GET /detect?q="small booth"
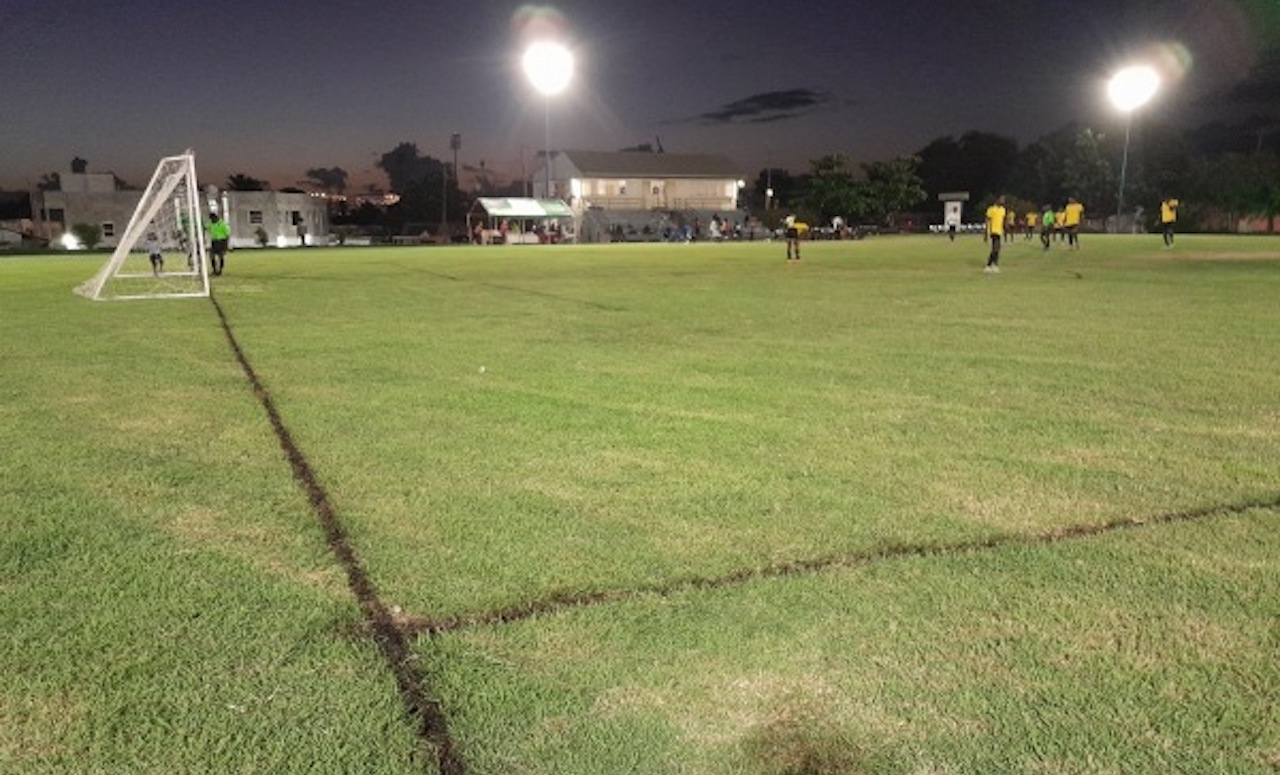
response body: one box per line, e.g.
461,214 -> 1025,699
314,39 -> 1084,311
937,191 -> 970,237
467,197 -> 576,244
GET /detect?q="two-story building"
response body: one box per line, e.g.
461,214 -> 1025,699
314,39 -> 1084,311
534,150 -> 741,211
530,150 -> 743,242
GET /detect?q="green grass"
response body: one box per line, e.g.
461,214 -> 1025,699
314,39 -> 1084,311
1,235 -> 1277,774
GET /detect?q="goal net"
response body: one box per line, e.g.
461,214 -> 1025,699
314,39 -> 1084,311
75,151 -> 210,301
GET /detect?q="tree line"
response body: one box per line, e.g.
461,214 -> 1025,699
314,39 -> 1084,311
752,117 -> 1280,233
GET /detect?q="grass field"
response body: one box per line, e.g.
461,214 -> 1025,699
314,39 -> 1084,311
2,234 -> 1277,774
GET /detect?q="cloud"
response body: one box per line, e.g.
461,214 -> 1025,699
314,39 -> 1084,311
682,88 -> 834,125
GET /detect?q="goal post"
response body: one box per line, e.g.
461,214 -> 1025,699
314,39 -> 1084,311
75,151 -> 210,301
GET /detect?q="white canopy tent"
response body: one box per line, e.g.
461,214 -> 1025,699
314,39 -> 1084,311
467,197 -> 575,244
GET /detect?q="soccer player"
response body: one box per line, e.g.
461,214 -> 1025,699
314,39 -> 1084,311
783,214 -> 801,262
1039,206 -> 1054,252
1024,210 -> 1037,240
1063,197 -> 1084,250
1160,197 -> 1180,247
207,212 -> 231,276
984,196 -> 1006,273
145,232 -> 163,276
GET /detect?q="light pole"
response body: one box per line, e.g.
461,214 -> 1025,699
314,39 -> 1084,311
1108,65 -> 1160,230
522,41 -> 573,199
446,132 -> 460,232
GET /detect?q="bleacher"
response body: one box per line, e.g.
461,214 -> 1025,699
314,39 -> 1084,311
577,208 -> 757,244
580,209 -> 669,243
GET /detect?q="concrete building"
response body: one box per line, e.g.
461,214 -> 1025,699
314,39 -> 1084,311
32,161 -> 329,248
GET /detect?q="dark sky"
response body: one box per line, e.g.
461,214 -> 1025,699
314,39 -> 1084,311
1,0 -> 1276,192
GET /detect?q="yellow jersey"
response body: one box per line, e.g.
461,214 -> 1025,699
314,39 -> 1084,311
1063,202 -> 1084,227
1160,199 -> 1179,223
986,204 -> 1006,237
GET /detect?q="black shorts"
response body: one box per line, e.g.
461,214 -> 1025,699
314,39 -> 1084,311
785,227 -> 799,240
211,238 -> 229,256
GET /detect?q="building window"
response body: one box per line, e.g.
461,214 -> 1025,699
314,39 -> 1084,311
48,208 -> 65,223
249,210 -> 263,224
101,222 -> 115,238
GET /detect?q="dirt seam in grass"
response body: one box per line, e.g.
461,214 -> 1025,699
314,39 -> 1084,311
212,294 -> 465,775
413,495 -> 1280,636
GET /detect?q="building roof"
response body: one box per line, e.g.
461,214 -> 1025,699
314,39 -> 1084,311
560,150 -> 740,179
472,197 -> 574,218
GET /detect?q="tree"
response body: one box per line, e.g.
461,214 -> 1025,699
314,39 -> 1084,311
226,173 -> 269,191
1062,127 -> 1113,211
747,167 -> 799,214
798,155 -> 865,224
305,166 -> 348,193
377,143 -> 437,194
1010,124 -> 1111,210
916,131 -> 1018,203
375,142 -> 468,232
70,222 -> 101,249
1188,151 -> 1280,232
860,156 -> 926,227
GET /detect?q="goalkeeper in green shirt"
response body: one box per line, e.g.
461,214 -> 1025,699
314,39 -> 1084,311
206,212 -> 231,276
1039,206 -> 1054,252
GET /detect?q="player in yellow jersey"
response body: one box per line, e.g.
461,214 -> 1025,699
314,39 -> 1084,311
1024,211 -> 1037,240
1063,197 -> 1084,250
984,196 -> 1007,273
1160,197 -> 1179,248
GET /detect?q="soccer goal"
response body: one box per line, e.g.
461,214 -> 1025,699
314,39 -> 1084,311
75,151 -> 210,301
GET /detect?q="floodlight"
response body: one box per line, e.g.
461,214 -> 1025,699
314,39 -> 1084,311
1108,65 -> 1160,112
523,41 -> 574,198
522,41 -> 573,96
1108,65 -> 1161,228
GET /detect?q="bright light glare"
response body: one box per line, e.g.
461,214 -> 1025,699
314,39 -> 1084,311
522,41 -> 574,95
1108,65 -> 1160,112
61,233 -> 82,250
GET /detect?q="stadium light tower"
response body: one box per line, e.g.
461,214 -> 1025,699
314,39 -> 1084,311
522,41 -> 573,198
1108,65 -> 1160,228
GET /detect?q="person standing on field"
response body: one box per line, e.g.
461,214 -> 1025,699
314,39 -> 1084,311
206,212 -> 230,276
1063,197 -> 1084,250
783,214 -> 802,263
984,196 -> 1007,273
1040,206 -> 1054,252
145,232 -> 163,276
1160,197 -> 1180,247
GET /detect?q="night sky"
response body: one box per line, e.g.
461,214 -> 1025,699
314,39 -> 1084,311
1,0 -> 1276,192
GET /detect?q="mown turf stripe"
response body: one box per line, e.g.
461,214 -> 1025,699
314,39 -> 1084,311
412,495 -> 1280,636
212,294 -> 464,775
